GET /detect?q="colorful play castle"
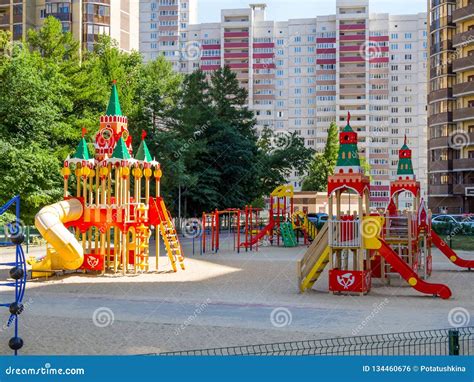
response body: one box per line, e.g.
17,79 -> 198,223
298,113 -> 473,299
30,82 -> 185,277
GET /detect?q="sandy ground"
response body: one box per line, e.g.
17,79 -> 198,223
0,236 -> 473,355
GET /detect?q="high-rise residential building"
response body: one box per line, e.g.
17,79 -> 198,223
428,0 -> 474,214
0,0 -> 139,52
139,0 -> 197,68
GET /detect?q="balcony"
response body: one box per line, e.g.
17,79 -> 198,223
253,43 -> 274,49
428,88 -> 453,103
223,42 -> 248,49
340,56 -> 365,63
339,23 -> 366,31
453,29 -> 474,47
453,107 -> 474,121
428,185 -> 452,196
224,32 -> 249,38
223,52 -> 248,59
0,14 -> 9,25
428,160 -> 451,172
453,55 -> 474,72
46,12 -> 72,22
454,158 -> 474,171
0,0 -> 10,6
428,136 -> 450,149
453,81 -> 474,97
453,3 -> 474,23
453,183 -> 474,195
340,34 -> 365,41
339,45 -> 363,52
428,111 -> 453,126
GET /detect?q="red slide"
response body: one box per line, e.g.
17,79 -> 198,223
378,239 -> 452,299
241,221 -> 275,248
431,231 -> 474,269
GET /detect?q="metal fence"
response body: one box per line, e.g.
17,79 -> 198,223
159,327 -> 474,356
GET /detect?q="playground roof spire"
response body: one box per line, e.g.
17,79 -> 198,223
111,137 -> 131,160
106,80 -> 122,116
335,113 -> 361,173
397,136 -> 414,179
72,137 -> 90,160
135,131 -> 153,162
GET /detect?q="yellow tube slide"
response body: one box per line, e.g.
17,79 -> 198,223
35,198 -> 84,270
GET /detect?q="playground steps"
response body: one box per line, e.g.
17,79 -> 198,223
157,199 -> 185,272
297,223 -> 329,293
280,222 -> 297,247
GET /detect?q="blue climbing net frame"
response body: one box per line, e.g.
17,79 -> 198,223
0,195 -> 27,355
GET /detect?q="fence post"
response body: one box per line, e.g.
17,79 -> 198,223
448,329 -> 460,356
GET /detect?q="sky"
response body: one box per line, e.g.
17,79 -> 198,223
197,0 -> 427,23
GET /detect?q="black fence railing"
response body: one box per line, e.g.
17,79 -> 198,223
159,327 -> 474,356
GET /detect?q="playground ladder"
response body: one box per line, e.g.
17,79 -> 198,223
297,223 -> 330,292
156,199 -> 185,272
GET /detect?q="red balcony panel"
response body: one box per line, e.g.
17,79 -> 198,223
340,45 -> 364,52
253,63 -> 275,69
316,38 -> 336,43
202,44 -> 220,50
340,56 -> 365,63
369,36 -> 389,42
201,56 -> 221,60
316,48 -> 336,54
340,35 -> 365,41
253,53 -> 274,59
224,52 -> 249,59
370,185 -> 389,191
224,42 -> 249,48
369,57 -> 389,63
253,43 -> 274,48
228,63 -> 249,69
200,65 -> 220,71
317,59 -> 337,65
340,24 -> 366,30
224,31 -> 249,38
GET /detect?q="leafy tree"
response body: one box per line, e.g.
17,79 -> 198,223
257,126 -> 313,195
302,121 -> 339,191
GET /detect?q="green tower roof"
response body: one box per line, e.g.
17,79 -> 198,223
135,139 -> 152,162
342,123 -> 354,133
111,137 -> 131,160
72,138 -> 90,160
106,82 -> 122,116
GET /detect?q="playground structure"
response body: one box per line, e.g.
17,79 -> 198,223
298,113 -> 473,298
0,196 -> 27,354
29,82 -> 185,278
200,185 -> 318,254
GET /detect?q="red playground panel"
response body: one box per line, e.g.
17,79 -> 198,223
329,270 -> 371,294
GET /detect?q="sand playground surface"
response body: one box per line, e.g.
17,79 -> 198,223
0,238 -> 473,355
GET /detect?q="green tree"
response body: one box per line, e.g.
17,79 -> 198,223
302,121 -> 339,191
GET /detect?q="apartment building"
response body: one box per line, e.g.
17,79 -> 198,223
140,0 -> 197,67
428,0 -> 474,214
0,0 -> 139,52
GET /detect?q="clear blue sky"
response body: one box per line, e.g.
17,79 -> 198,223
197,0 -> 427,23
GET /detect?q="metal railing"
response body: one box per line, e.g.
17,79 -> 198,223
328,219 -> 360,248
158,327 -> 474,356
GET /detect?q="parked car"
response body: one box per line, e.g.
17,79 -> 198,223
431,214 -> 474,234
307,213 -> 328,230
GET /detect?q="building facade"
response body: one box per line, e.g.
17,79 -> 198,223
140,0 -> 428,208
0,0 -> 139,52
428,0 -> 474,214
